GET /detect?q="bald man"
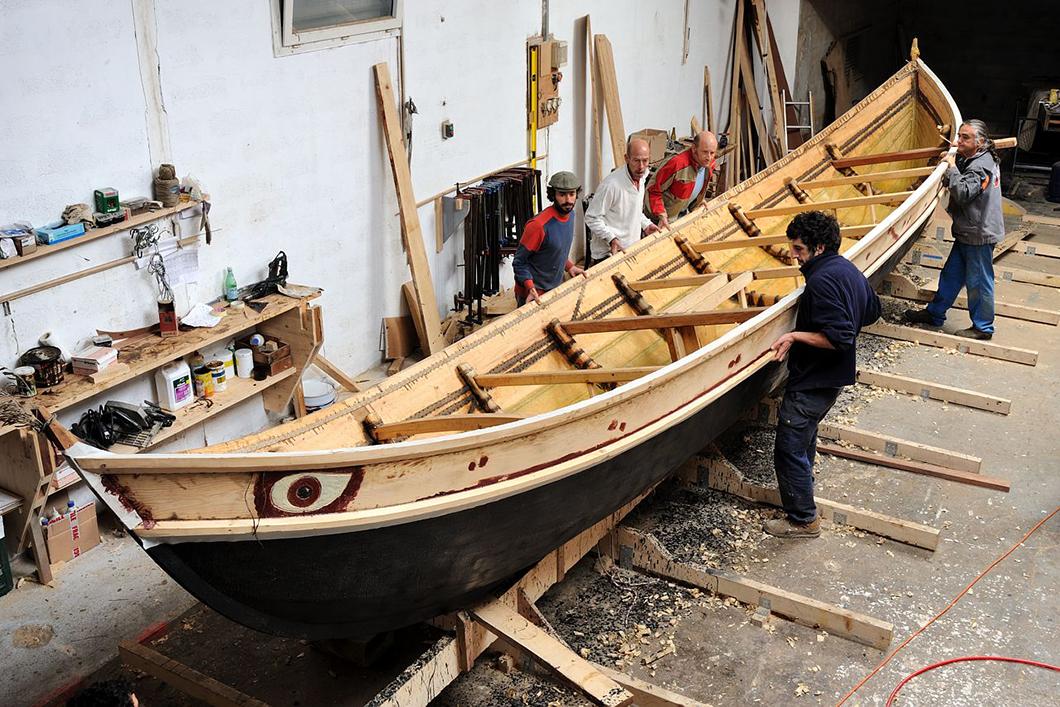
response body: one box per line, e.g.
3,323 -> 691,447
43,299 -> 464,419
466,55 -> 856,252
585,137 -> 661,265
645,130 -> 719,229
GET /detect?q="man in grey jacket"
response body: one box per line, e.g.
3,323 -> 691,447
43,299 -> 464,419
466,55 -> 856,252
904,119 -> 1004,339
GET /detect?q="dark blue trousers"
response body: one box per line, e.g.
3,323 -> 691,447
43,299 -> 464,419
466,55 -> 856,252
773,387 -> 841,524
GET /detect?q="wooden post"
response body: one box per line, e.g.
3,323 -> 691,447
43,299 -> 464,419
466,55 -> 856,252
373,63 -> 445,355
586,16 -> 603,190
703,66 -> 714,133
594,35 -> 626,170
726,0 -> 745,189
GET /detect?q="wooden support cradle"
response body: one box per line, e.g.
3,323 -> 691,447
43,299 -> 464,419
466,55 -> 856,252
457,363 -> 501,413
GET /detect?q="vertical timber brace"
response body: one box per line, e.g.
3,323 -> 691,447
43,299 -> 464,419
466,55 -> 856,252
457,363 -> 501,413
674,234 -> 716,274
546,319 -> 602,370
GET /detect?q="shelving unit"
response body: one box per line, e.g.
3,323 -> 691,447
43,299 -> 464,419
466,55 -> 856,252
0,289 -> 324,584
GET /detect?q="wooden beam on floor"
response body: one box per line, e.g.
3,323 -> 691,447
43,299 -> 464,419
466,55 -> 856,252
817,422 -> 981,473
594,663 -> 707,707
816,443 -> 1010,492
469,600 -> 634,706
119,640 -> 268,707
374,63 -> 445,355
608,526 -> 893,650
878,273 -> 1059,325
994,264 -> 1060,289
830,146 -> 943,169
856,369 -> 1011,414
992,229 -> 1031,260
695,452 -> 939,550
800,166 -> 936,189
1010,240 -> 1060,259
1022,214 -> 1060,227
475,367 -> 661,387
559,308 -> 766,334
368,413 -> 525,441
745,191 -> 913,219
863,321 -> 1038,366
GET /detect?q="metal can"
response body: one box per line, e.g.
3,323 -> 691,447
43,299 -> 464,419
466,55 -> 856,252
194,365 -> 215,398
207,360 -> 226,393
13,365 -> 37,397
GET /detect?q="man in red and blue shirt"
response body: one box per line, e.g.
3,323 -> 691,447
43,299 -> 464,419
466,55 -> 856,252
644,130 -> 718,230
513,171 -> 585,305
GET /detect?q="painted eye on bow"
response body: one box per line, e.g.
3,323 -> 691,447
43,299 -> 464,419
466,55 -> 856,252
255,468 -> 365,517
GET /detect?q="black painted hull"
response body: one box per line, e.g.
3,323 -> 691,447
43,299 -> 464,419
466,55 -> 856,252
147,361 -> 785,639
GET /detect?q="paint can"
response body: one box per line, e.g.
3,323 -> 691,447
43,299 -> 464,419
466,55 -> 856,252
207,360 -> 226,393
193,366 -> 214,398
234,348 -> 254,379
13,366 -> 36,397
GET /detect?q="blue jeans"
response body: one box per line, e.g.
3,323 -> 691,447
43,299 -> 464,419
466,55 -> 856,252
926,242 -> 995,333
773,387 -> 840,524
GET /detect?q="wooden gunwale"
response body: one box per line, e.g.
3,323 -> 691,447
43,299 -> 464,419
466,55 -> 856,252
70,60 -> 958,485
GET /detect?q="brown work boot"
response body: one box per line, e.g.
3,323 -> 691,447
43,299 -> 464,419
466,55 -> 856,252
763,516 -> 821,539
954,326 -> 992,340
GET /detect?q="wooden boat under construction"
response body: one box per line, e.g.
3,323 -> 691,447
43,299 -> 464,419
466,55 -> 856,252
55,58 -> 959,639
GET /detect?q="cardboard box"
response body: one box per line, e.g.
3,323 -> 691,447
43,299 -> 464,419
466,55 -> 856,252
44,502 -> 100,564
632,128 -> 669,163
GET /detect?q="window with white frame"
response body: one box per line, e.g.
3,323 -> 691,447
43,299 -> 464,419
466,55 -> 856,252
271,0 -> 402,55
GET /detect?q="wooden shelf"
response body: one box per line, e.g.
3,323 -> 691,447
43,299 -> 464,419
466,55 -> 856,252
110,367 -> 297,453
0,489 -> 21,515
0,200 -> 201,272
33,291 -> 310,414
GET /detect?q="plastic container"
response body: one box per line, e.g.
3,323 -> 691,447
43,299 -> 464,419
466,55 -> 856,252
193,366 -> 214,398
235,348 -> 254,378
155,359 -> 193,412
208,360 -> 226,393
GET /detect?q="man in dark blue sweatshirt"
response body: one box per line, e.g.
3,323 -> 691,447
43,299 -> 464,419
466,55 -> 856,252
512,171 -> 585,305
765,211 -> 881,538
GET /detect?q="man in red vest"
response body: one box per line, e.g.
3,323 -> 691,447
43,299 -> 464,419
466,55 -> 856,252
644,131 -> 718,230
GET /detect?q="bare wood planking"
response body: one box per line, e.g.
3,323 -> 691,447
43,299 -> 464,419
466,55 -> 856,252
629,273 -> 727,291
374,63 -> 445,354
594,35 -> 626,169
745,191 -> 913,219
1010,241 -> 1060,259
856,369 -> 1011,414
119,641 -> 268,707
692,234 -> 792,252
816,443 -> 1010,492
992,229 -> 1031,260
476,367 -> 661,387
611,527 -> 893,649
698,452 -> 939,550
817,422 -> 982,473
469,600 -> 634,706
831,146 -> 945,168
879,273 -> 1059,325
1022,214 -> 1060,227
560,308 -> 767,334
593,663 -> 708,707
370,414 -> 526,441
747,266 -> 802,279
863,321 -> 1038,365
801,166 -> 935,189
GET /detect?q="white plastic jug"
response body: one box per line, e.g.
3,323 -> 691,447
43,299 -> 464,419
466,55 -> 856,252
155,359 -> 193,412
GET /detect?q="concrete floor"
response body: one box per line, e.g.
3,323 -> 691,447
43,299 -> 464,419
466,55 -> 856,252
2,198 -> 1058,706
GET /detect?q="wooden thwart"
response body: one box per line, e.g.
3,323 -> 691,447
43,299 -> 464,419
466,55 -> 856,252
470,600 -> 634,706
745,191 -> 912,219
559,308 -> 766,334
863,321 -> 1038,366
119,640 -> 268,707
800,166 -> 935,189
816,443 -> 1010,492
475,367 -> 660,387
692,235 -> 791,252
856,368 -> 1011,414
696,452 -> 939,550
368,413 -> 525,441
830,146 -> 944,169
608,526 -> 893,650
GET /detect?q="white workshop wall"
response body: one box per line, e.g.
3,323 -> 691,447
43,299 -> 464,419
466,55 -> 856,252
0,0 -> 799,447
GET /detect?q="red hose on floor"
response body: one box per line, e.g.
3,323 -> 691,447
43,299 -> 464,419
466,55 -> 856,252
836,506 -> 1059,705
886,655 -> 1060,706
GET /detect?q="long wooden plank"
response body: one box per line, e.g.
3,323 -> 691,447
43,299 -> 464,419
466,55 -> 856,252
560,308 -> 766,334
856,369 -> 1011,414
994,264 -> 1060,289
748,265 -> 802,279
816,443 -> 1010,492
745,191 -> 913,219
665,272 -> 752,313
736,16 -> 777,164
692,234 -> 791,252
1022,214 -> 1060,227
879,273 -> 1060,325
119,640 -> 268,707
612,527 -> 893,650
313,353 -> 362,392
586,16 -> 603,190
863,321 -> 1038,365
470,600 -> 634,706
594,663 -> 707,707
699,453 -> 939,550
476,367 -> 660,387
594,35 -> 626,169
630,273 -> 727,291
725,0 -> 745,190
1010,241 -> 1060,259
374,63 -> 445,355
831,146 -> 944,169
750,0 -> 784,161
371,413 -> 525,441
801,166 -> 935,189
817,422 -> 982,473
992,229 -> 1031,260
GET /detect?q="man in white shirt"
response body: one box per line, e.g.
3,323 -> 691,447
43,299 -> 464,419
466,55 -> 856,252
585,137 -> 661,265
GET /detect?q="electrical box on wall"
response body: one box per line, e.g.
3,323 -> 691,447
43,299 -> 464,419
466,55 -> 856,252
528,36 -> 567,130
